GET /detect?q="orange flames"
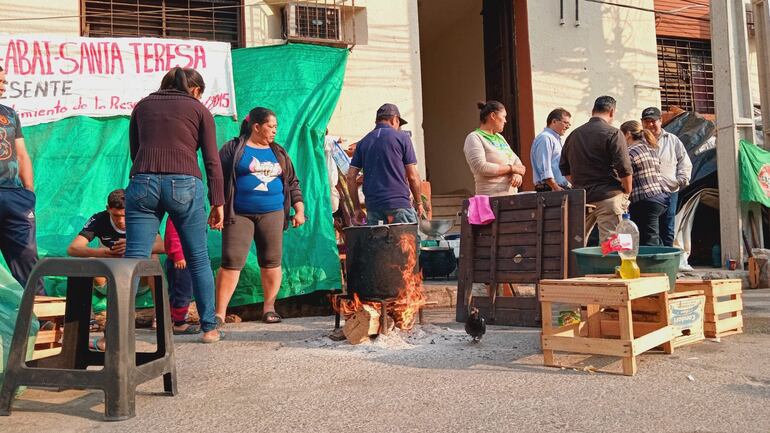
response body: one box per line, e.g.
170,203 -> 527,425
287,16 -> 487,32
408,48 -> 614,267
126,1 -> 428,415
391,233 -> 426,330
334,232 -> 426,331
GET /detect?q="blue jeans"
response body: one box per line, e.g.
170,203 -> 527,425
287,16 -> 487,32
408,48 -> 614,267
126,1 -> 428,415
366,207 -> 418,225
659,191 -> 678,247
124,174 -> 217,332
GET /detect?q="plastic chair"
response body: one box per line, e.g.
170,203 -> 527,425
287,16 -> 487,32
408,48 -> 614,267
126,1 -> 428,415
0,258 -> 177,421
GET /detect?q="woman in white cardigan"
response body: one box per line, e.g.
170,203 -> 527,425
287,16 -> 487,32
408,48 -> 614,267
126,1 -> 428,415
463,101 -> 527,196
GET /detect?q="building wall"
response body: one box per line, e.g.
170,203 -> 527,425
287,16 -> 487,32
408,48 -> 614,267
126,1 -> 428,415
0,1 -> 79,35
0,1 -> 427,176
654,0 -> 763,108
245,0 -> 426,176
655,0 -> 710,39
526,0 -> 661,138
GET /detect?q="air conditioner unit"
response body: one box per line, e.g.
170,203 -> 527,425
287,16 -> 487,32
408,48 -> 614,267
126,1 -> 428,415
283,2 -> 342,43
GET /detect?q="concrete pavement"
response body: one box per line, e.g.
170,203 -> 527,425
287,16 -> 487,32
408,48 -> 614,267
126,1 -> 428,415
3,290 -> 770,433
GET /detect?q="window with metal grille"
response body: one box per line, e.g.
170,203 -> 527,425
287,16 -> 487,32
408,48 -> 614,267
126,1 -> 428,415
81,0 -> 243,48
657,37 -> 714,114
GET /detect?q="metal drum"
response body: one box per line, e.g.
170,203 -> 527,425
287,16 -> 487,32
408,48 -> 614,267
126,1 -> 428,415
343,223 -> 419,299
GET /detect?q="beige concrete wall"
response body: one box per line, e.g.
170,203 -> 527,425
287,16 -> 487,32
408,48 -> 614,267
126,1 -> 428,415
245,0 -> 426,176
328,0 -> 425,176
418,0 -> 483,195
0,1 -> 79,35
527,0 -> 661,136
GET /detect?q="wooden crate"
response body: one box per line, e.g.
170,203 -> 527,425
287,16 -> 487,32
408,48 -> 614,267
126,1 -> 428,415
667,291 -> 706,348
539,275 -> 674,376
675,279 -> 743,338
32,296 -> 66,360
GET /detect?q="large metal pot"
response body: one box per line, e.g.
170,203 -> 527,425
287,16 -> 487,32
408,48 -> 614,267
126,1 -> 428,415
343,223 -> 419,299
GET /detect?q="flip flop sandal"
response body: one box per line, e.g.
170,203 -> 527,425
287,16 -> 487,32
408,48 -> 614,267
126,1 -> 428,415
262,311 -> 282,324
173,324 -> 201,335
89,337 -> 105,352
201,329 -> 225,344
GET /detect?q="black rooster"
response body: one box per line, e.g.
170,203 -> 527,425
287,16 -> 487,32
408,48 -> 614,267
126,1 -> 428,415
465,307 -> 486,343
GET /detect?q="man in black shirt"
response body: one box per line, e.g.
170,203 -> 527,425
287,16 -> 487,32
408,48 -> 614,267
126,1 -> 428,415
68,189 -> 164,258
67,189 -> 163,350
560,96 -> 633,243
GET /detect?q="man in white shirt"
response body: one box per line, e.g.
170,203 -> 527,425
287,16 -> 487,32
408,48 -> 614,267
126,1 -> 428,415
641,107 -> 692,247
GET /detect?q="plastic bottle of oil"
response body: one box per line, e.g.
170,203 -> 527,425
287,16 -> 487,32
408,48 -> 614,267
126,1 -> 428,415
616,213 -> 640,279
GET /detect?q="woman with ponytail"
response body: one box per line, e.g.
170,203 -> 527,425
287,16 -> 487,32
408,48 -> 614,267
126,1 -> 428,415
215,107 -> 304,324
125,67 -> 225,343
463,101 -> 526,196
620,120 -> 669,246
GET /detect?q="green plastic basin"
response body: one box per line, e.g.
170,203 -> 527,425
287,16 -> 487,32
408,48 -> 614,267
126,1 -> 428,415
572,246 -> 683,291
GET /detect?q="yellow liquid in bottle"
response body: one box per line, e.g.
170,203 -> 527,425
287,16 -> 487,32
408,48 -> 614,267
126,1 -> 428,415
619,258 -> 640,279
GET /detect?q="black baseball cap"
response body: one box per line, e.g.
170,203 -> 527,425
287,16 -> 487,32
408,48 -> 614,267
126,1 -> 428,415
641,107 -> 662,120
376,103 -> 408,125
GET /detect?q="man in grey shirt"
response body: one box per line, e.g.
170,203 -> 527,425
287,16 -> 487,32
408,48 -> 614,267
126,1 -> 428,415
641,107 -> 692,247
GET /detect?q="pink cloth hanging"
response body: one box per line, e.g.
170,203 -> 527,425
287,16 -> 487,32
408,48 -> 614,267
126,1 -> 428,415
468,195 -> 495,225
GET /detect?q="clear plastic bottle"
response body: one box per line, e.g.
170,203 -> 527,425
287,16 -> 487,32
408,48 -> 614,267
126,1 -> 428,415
615,213 -> 640,279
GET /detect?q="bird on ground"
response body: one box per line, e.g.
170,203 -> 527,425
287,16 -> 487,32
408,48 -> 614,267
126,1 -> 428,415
465,307 -> 486,343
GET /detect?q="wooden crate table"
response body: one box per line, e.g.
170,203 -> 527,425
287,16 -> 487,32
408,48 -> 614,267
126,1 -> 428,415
539,275 -> 674,376
675,279 -> 743,338
32,296 -> 66,360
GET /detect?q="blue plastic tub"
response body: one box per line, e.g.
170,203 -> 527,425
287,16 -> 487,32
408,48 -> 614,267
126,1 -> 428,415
572,246 -> 683,291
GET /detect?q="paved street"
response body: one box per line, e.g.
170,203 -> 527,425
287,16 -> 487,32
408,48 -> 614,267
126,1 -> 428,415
3,290 -> 770,433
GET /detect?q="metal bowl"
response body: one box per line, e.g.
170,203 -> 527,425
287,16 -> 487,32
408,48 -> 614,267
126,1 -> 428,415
419,218 -> 455,238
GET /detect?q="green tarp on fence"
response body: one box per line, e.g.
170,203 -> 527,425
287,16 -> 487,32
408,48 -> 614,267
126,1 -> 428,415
1,42 -> 345,332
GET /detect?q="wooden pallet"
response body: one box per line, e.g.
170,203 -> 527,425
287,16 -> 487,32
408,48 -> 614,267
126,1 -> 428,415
32,296 -> 66,360
539,275 -> 674,376
675,279 -> 743,338
456,190 -> 586,327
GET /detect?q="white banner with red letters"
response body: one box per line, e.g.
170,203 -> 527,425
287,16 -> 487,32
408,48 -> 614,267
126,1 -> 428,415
0,35 -> 236,126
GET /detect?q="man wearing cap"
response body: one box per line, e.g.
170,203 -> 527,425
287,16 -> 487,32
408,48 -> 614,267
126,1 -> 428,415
641,107 -> 692,247
346,103 -> 424,225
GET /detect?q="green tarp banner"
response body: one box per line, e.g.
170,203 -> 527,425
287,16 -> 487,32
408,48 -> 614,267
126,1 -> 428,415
739,139 -> 770,207
0,43 -> 346,309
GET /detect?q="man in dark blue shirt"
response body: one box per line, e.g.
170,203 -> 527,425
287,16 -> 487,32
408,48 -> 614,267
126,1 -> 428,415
347,104 -> 424,225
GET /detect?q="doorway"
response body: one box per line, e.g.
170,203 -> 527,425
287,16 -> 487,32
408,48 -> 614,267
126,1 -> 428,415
417,0 -> 529,195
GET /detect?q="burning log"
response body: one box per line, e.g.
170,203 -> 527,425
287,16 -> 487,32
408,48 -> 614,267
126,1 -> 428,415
343,304 -> 381,344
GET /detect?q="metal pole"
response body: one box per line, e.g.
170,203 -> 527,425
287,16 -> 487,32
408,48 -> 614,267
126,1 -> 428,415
711,0 -> 757,269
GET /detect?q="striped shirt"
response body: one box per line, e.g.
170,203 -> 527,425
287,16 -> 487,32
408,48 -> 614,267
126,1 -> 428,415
628,141 -> 666,203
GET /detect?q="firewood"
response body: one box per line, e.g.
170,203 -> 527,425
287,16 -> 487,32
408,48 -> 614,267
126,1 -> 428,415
343,304 -> 380,344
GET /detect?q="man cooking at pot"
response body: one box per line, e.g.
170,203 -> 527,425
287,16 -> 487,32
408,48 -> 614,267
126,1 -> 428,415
347,103 -> 426,225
